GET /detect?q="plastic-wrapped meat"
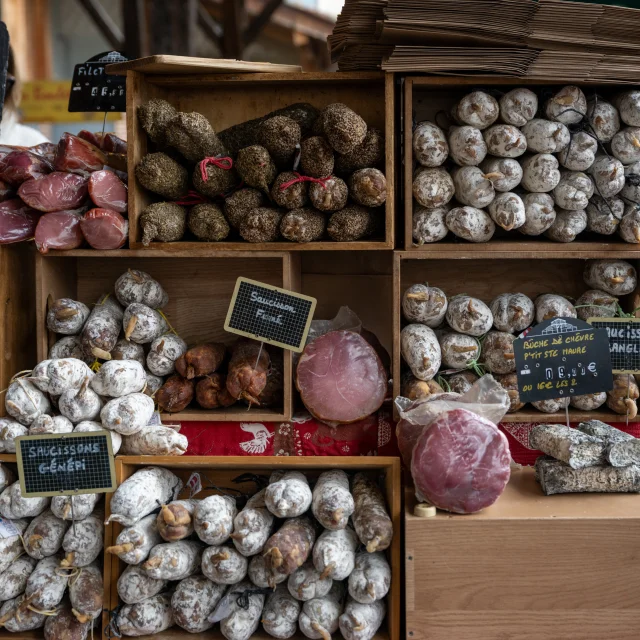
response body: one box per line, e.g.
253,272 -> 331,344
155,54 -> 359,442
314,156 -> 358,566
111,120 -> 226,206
88,170 -> 127,213
411,408 -> 511,514
78,130 -> 103,147
0,180 -> 15,201
29,142 -> 57,163
54,133 -> 106,176
35,210 -> 84,253
80,208 -> 128,249
296,330 -> 387,425
0,150 -> 53,185
18,172 -> 88,212
103,134 -> 127,154
0,198 -> 41,244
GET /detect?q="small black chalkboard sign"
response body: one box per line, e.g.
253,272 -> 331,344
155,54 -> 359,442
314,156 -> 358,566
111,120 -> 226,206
68,51 -> 128,113
514,317 -> 613,403
15,431 -> 116,498
587,317 -> 640,374
224,277 -> 316,353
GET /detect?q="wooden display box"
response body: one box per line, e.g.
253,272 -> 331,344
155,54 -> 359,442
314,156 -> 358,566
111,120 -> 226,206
126,71 -> 395,251
107,456 -> 402,640
35,250 -> 296,422
403,76 -> 640,257
393,251 -> 640,423
405,467 -> 640,640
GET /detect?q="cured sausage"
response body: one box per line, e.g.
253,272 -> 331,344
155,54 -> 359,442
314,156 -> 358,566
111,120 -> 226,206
175,343 -> 226,379
156,499 -> 197,541
0,418 -> 28,452
299,581 -> 345,640
231,488 -> 274,556
312,527 -> 358,580
218,581 -> 266,640
117,593 -> 174,637
47,298 -> 90,335
117,563 -> 168,605
172,574 -> 225,633
0,460 -> 15,489
0,594 -> 46,632
263,516 -> 316,580
46,358 -> 94,395
61,511 -> 103,567
226,339 -> 270,405
106,466 -> 183,526
100,393 -> 155,435
147,334 -> 187,376
142,540 -> 204,580
265,470 -> 312,518
74,420 -> 122,455
0,556 -> 37,601
0,517 -> 29,573
51,492 -> 100,521
25,555 -> 68,609
81,294 -> 124,360
202,545 -> 249,584
348,552 -> 391,604
401,324 -> 441,382
24,509 -> 70,559
44,602 -> 91,640
288,562 -> 332,602
248,553 -> 287,588
106,512 -> 162,564
339,597 -> 386,640
352,473 -> 393,553
123,303 -> 168,345
0,482 -> 50,519
68,562 -> 103,623
194,494 -> 237,545
5,378 -> 52,426
58,377 -> 103,423
115,269 -> 168,310
121,424 -> 188,456
29,413 -> 73,435
90,360 -> 146,397
262,585 -> 301,639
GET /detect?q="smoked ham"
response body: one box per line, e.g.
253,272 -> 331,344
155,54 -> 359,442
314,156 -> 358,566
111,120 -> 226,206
35,210 -> 84,253
0,150 -> 52,185
0,198 -> 41,244
18,172 -> 88,212
54,133 -> 106,176
89,170 -> 127,212
296,330 -> 386,425
80,208 -> 128,249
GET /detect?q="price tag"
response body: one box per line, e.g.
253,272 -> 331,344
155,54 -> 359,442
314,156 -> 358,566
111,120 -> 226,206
68,51 -> 128,113
0,516 -> 19,539
224,277 -> 316,353
15,431 -> 116,498
514,317 -> 613,403
587,317 -> 640,373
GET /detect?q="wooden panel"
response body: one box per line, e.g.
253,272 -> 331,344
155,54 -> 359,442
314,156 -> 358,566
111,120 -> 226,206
37,254 -> 293,422
110,456 -> 402,640
406,468 -> 640,640
126,71 -> 394,250
0,244 -> 36,415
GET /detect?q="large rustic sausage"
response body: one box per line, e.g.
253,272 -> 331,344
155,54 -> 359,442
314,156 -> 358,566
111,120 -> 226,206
202,545 -> 249,584
24,555 -> 68,610
156,499 -> 197,542
312,470 -> 354,530
117,593 -> 174,636
100,393 -> 155,435
194,494 -> 237,545
0,482 -> 49,520
231,488 -> 274,557
142,540 -> 204,580
339,597 -> 386,640
313,527 -> 358,580
121,424 -> 188,456
348,552 -> 391,604
115,269 -> 168,309
248,553 -> 287,588
265,471 -> 312,518
117,563 -> 168,605
0,517 -> 29,574
0,594 -> 46,632
90,360 -> 146,397
352,473 -> 393,553
172,575 -> 226,633
263,517 -> 316,582
81,294 -> 124,360
287,562 -> 332,602
0,556 -> 37,601
44,601 -> 91,640
24,509 -> 70,559
299,581 -> 345,640
51,492 -> 101,521
218,581 -> 266,640
60,511 -> 103,567
262,585 -> 301,639
106,512 -> 162,564
68,561 -> 103,623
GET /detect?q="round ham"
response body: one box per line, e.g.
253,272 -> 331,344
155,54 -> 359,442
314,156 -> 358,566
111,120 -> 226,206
0,150 -> 52,186
54,133 -> 106,176
296,330 -> 387,425
18,172 -> 88,212
411,408 -> 511,514
0,198 -> 41,244
89,170 -> 127,212
80,208 -> 128,250
35,210 -> 84,254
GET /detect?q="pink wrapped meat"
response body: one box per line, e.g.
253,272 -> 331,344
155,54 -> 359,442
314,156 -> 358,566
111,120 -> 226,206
411,408 -> 511,514
54,133 -> 106,176
29,142 -> 57,162
35,210 -> 84,253
0,181 -> 15,201
80,208 -> 128,249
89,170 -> 127,213
103,134 -> 127,154
0,150 -> 52,185
0,198 -> 41,244
18,172 -> 88,212
296,330 -> 387,425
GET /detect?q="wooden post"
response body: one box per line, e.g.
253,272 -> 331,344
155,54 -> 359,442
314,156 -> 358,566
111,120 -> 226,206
149,0 -> 198,56
122,0 -> 147,59
222,0 -> 244,58
244,0 -> 283,48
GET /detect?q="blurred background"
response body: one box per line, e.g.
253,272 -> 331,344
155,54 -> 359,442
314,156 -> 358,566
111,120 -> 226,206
0,0 -> 345,140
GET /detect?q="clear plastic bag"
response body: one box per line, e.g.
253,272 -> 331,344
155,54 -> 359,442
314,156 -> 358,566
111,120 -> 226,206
18,171 -> 88,212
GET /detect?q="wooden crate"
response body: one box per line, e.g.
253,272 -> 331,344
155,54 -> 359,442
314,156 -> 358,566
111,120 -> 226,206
108,456 -> 402,640
35,249 -> 295,422
0,244 -> 36,417
126,71 -> 395,251
405,466 -> 640,640
393,251 -> 640,423
403,76 -> 640,257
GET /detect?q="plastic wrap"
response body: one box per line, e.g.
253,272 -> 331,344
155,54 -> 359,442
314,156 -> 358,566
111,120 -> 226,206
80,208 -> 128,249
88,169 -> 127,213
78,131 -> 127,155
0,180 -> 15,201
0,150 -> 53,185
0,198 -> 41,244
35,210 -> 84,253
17,172 -> 88,212
54,133 -> 106,176
29,142 -> 56,163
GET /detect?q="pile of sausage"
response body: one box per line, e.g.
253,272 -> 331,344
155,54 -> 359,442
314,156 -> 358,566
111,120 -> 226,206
0,462 -> 104,638
107,466 -> 393,640
412,86 -> 640,244
0,131 -> 128,252
401,258 -> 639,417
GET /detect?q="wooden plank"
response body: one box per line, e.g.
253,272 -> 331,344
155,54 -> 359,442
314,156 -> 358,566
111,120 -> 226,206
392,253 -> 402,414
404,77 -> 414,250
107,55 -> 301,75
385,72 -> 396,249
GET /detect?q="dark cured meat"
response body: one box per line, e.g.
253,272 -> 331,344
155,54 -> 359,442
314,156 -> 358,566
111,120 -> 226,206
157,375 -> 195,413
78,130 -> 103,148
54,133 -> 106,176
80,208 -> 128,250
0,198 -> 41,244
35,210 -> 84,254
411,408 -> 511,514
0,150 -> 53,186
29,142 -> 57,163
78,131 -> 127,155
0,181 -> 15,201
175,343 -> 226,379
195,374 -> 236,409
226,339 -> 270,404
18,172 -> 88,212
88,170 -> 127,213
296,330 -> 387,425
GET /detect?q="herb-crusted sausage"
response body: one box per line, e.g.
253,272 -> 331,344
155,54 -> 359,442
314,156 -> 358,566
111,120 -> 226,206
265,470 -> 312,518
352,473 -> 393,553
312,470 -> 354,530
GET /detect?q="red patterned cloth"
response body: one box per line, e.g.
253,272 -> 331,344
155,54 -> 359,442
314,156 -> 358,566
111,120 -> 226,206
178,406 -> 397,457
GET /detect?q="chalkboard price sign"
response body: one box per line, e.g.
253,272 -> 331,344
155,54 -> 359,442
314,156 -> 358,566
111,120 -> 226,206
587,317 -> 640,373
15,431 -> 116,498
68,51 -> 128,113
514,317 -> 613,403
225,277 -> 316,352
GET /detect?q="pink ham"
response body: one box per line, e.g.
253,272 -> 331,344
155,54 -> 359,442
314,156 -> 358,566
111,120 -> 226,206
18,172 -> 88,212
0,150 -> 53,186
80,208 -> 128,250
0,198 -> 41,244
29,142 -> 57,163
103,134 -> 127,154
88,170 -> 127,213
35,210 -> 84,254
0,180 -> 15,201
296,330 -> 387,425
54,133 -> 106,176
411,408 -> 511,514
